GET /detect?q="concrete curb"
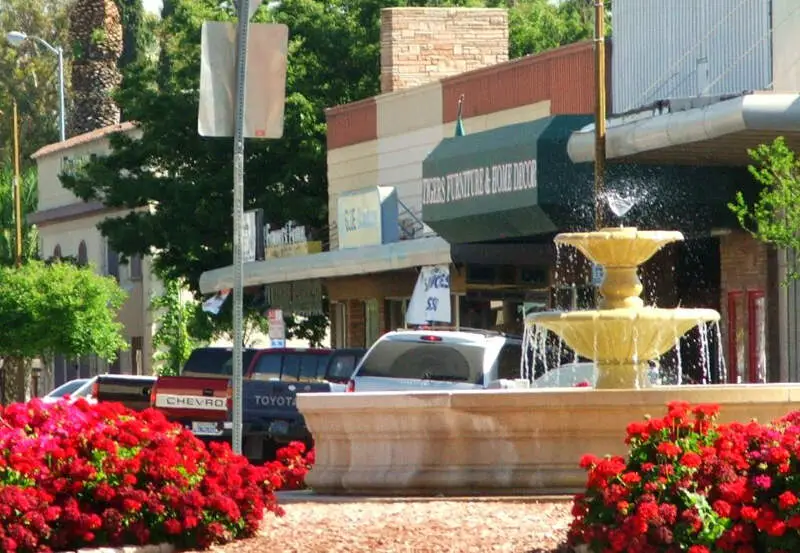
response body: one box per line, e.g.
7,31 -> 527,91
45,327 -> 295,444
59,544 -> 175,553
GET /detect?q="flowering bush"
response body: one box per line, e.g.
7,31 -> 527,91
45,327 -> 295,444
569,401 -> 800,553
269,441 -> 315,490
0,398 -> 303,552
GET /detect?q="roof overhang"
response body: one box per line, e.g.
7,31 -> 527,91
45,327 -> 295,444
567,93 -> 800,165
198,236 -> 452,295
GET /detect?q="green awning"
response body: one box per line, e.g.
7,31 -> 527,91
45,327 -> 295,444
421,115 -> 594,243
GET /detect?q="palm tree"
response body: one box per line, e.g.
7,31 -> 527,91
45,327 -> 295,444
0,162 -> 39,265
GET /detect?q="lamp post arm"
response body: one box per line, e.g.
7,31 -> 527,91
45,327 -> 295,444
30,36 -> 59,55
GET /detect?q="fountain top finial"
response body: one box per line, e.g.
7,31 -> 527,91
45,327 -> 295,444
554,227 -> 684,269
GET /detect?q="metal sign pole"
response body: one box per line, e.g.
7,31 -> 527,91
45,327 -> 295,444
231,0 -> 252,456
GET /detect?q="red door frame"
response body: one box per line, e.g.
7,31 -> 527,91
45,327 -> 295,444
747,290 -> 766,383
727,291 -> 744,384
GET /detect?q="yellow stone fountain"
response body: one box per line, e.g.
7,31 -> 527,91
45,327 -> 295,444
528,226 -> 720,389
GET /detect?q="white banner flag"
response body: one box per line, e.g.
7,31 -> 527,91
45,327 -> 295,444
202,289 -> 231,315
405,265 -> 451,325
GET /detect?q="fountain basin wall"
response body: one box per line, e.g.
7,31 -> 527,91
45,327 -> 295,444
298,385 -> 800,495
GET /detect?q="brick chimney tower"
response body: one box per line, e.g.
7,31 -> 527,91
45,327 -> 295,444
380,8 -> 509,93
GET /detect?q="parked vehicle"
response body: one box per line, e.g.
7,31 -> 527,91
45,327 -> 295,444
531,362 -> 661,388
42,378 -> 90,404
321,347 -> 367,384
150,347 -> 353,463
347,329 -> 525,392
44,374 -> 156,411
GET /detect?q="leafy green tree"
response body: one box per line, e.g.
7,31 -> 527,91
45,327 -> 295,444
0,260 -> 128,401
151,277 -> 201,375
0,162 -> 39,265
60,0 -> 604,340
729,136 -> 800,281
0,0 -> 72,165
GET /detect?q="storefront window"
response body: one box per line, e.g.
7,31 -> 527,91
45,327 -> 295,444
365,299 -> 380,346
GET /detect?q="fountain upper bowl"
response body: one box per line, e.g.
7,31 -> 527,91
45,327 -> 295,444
527,307 -> 720,363
555,227 -> 684,268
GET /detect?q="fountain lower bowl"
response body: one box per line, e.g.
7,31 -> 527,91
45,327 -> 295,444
527,307 -> 721,364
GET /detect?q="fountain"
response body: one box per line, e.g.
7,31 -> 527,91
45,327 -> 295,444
528,227 -> 720,389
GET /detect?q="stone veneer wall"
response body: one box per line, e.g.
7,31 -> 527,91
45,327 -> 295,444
380,8 -> 509,93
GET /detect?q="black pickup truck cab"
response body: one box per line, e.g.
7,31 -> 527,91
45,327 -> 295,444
150,347 -> 360,463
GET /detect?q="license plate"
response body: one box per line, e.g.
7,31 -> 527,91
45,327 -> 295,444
191,421 -> 223,436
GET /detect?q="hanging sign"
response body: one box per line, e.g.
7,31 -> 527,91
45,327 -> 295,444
405,265 -> 451,325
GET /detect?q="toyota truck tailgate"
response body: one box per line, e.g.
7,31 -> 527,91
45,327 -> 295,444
151,376 -> 229,422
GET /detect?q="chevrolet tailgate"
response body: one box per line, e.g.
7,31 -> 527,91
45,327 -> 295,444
151,376 -> 229,423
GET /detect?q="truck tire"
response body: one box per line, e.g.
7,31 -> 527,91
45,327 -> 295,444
243,436 -> 266,464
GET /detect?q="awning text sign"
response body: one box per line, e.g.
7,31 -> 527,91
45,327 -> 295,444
422,159 -> 537,205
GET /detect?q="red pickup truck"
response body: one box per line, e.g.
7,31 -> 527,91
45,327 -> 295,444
149,347 -> 355,463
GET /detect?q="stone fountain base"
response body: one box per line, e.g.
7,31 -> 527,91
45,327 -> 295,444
298,385 -> 800,495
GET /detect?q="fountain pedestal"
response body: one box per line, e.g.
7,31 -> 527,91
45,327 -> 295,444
528,227 -> 720,389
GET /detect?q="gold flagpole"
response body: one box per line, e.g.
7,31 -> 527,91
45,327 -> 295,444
594,0 -> 607,230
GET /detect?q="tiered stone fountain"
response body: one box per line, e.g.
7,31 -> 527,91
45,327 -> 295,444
529,227 -> 720,389
296,227 -> 800,496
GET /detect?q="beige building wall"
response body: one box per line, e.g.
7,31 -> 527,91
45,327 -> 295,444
34,126 -> 155,378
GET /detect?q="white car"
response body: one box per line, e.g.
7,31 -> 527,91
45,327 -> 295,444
347,329 -> 525,392
42,378 -> 91,404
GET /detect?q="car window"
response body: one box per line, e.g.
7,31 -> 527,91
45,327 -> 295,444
46,379 -> 88,398
282,354 -> 301,381
252,354 -> 283,380
299,355 -> 324,380
357,340 -> 484,385
182,348 -> 258,376
497,344 -> 522,380
326,355 -> 357,381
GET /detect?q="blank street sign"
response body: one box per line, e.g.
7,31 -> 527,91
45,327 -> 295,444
198,22 -> 289,139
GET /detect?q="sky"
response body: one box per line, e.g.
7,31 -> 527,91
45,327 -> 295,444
143,0 -> 163,14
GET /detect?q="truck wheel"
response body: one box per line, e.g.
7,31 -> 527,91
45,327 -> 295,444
243,436 -> 266,464
262,439 -> 280,462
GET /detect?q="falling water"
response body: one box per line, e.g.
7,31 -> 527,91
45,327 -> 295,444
698,322 -> 711,384
713,321 -> 727,383
554,244 -> 562,288
631,326 -> 641,389
604,190 -> 637,219
536,328 -> 549,376
521,325 -> 532,380
675,334 -> 683,385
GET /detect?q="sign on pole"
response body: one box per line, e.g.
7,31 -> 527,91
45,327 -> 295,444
267,308 -> 286,348
406,265 -> 452,325
198,22 -> 289,139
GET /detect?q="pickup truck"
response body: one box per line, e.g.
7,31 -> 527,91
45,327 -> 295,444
48,374 -> 157,411
149,347 -> 361,463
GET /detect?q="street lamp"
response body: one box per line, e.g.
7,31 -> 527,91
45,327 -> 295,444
6,31 -> 66,142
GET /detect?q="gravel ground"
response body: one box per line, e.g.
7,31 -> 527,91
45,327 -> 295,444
194,497 -> 574,553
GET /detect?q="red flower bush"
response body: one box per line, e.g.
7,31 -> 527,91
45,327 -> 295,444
569,401 -> 800,553
269,441 -> 315,490
0,398 -> 307,552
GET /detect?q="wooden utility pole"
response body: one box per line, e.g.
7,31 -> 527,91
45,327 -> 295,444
594,0 -> 607,230
13,100 -> 22,267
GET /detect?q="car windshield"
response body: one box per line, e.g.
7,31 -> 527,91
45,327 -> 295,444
357,339 -> 485,385
45,379 -> 88,398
